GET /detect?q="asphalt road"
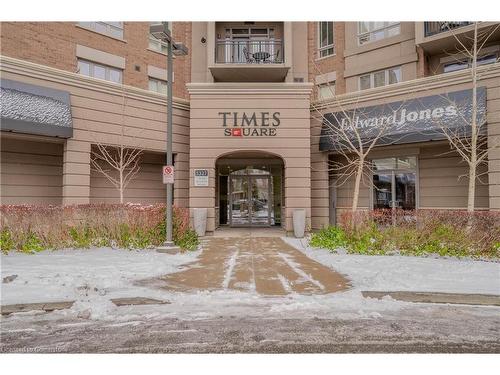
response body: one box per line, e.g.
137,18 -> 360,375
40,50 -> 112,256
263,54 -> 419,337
1,305 -> 499,353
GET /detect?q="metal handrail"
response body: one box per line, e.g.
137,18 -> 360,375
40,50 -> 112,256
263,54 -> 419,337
215,39 -> 284,64
424,22 -> 472,37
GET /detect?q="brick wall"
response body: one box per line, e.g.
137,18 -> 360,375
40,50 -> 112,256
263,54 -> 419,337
0,22 -> 191,99
307,22 -> 346,97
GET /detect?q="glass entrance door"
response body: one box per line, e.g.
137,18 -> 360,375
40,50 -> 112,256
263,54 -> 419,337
250,176 -> 270,225
230,176 -> 250,226
229,174 -> 272,226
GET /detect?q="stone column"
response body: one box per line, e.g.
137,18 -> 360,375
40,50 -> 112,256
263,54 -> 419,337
62,139 -> 91,205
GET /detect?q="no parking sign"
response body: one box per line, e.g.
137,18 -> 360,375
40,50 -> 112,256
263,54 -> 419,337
162,165 -> 174,184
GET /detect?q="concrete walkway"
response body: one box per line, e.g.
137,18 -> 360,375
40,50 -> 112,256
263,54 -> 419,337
156,237 -> 351,296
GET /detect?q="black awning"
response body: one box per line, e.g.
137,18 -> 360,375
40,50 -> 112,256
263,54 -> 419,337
0,79 -> 73,138
319,87 -> 487,152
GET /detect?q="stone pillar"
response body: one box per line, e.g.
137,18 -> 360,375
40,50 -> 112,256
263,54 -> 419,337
189,166 -> 216,234
62,139 -> 91,205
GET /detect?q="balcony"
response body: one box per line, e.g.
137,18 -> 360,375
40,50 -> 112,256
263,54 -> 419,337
215,40 -> 284,64
416,22 -> 500,53
209,22 -> 290,82
424,22 -> 472,37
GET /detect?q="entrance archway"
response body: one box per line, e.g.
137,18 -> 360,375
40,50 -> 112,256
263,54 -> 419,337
216,151 -> 285,228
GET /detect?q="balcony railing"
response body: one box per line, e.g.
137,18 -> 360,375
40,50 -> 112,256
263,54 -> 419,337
215,40 -> 284,64
424,22 -> 472,37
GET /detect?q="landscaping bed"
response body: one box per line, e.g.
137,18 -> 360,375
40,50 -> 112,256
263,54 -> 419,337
310,209 -> 499,260
0,204 -> 199,252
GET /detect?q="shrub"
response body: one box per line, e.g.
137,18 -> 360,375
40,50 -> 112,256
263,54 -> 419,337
310,226 -> 347,251
0,204 -> 199,252
313,209 -> 499,259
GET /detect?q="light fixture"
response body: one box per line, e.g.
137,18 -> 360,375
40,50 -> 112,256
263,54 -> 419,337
149,22 -> 172,43
172,42 -> 189,56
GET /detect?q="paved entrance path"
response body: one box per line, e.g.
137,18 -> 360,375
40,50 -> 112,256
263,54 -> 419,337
158,237 -> 350,296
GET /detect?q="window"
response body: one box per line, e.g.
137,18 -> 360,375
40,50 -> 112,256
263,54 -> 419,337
148,78 -> 168,94
358,22 -> 400,45
77,59 -> 122,83
317,82 -> 335,100
372,156 -> 417,210
318,22 -> 335,58
444,54 -> 498,73
149,22 -> 171,54
78,22 -> 123,39
359,66 -> 401,90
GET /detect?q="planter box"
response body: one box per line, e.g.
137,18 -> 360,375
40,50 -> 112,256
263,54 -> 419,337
293,209 -> 306,238
193,208 -> 208,236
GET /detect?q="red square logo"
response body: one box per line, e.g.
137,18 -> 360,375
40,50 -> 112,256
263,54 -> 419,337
232,128 -> 242,137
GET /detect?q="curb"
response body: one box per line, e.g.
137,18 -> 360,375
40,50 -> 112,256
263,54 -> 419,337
1,297 -> 170,315
1,301 -> 75,316
361,291 -> 500,306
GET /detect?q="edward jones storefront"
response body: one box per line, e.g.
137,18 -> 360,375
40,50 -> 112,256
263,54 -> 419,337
1,22 -> 500,235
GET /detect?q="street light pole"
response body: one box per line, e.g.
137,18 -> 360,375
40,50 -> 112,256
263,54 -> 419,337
165,29 -> 174,247
149,22 -> 188,252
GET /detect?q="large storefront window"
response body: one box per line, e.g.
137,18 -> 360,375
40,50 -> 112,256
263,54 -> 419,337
372,156 -> 416,210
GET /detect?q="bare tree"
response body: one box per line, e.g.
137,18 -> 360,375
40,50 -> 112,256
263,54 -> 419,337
90,144 -> 142,204
90,85 -> 143,204
432,22 -> 500,212
310,60 -> 406,214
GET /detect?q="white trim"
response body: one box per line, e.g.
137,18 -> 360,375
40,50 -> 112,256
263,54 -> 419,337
358,66 -> 402,91
77,59 -> 123,84
186,82 -> 313,95
76,45 -> 125,69
315,72 -> 337,85
317,22 -> 335,58
357,22 -> 400,46
77,22 -> 124,40
147,65 -> 174,82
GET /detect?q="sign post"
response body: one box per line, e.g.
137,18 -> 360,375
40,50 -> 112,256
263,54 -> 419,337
163,165 -> 175,184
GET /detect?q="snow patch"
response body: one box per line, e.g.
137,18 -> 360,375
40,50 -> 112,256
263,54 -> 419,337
283,237 -> 500,295
222,250 -> 239,289
277,252 -> 325,291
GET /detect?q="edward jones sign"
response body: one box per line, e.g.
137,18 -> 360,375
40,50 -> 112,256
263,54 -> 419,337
319,87 -> 487,151
219,112 -> 280,137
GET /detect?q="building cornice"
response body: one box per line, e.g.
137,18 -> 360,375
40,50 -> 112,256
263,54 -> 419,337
0,55 -> 190,111
187,82 -> 313,95
312,63 -> 500,110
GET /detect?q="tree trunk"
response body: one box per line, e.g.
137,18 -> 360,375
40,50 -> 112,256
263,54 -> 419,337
467,161 -> 476,212
467,22 -> 479,213
119,164 -> 124,204
351,159 -> 364,213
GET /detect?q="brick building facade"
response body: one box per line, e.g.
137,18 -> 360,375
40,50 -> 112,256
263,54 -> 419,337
1,21 -> 499,234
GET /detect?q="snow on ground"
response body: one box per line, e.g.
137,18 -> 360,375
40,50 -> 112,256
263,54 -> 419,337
1,240 -> 499,325
1,248 -> 200,319
284,237 -> 500,295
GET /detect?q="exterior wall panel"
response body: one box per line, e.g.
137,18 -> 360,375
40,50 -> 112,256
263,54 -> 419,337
0,137 -> 63,205
1,56 -> 190,207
